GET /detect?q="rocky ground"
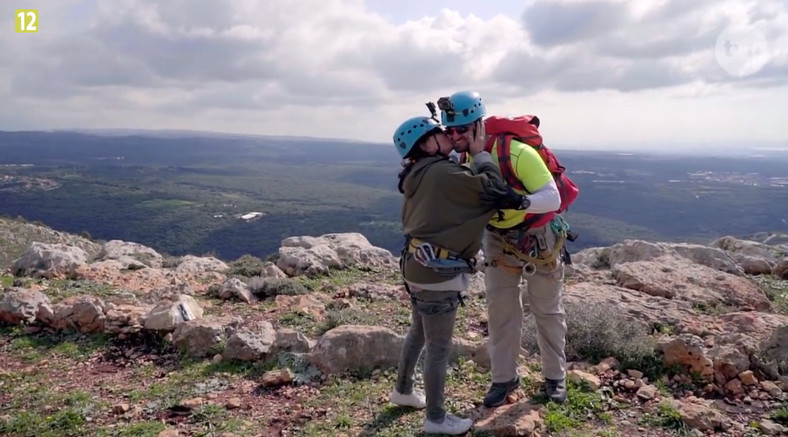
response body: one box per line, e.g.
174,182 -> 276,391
0,223 -> 787,437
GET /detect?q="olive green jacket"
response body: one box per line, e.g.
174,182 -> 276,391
399,151 -> 505,284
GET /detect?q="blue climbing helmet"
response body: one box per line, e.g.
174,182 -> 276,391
438,90 -> 486,127
392,116 -> 441,158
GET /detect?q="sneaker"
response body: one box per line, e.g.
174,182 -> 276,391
545,378 -> 567,404
482,377 -> 520,408
423,413 -> 473,435
390,388 -> 426,409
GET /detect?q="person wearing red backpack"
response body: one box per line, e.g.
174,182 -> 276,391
436,90 -> 579,407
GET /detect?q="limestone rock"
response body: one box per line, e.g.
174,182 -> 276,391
612,255 -> 770,310
172,318 -> 228,358
12,242 -> 88,279
658,334 -> 714,381
276,233 -> 395,277
274,328 -> 314,354
473,401 -> 543,436
98,240 -> 163,268
222,324 -> 276,362
175,255 -> 229,274
260,262 -> 287,279
219,278 -> 252,303
669,397 -> 730,431
0,289 -> 52,325
144,294 -> 203,332
308,325 -> 403,374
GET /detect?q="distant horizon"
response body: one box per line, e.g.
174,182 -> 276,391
2,127 -> 788,160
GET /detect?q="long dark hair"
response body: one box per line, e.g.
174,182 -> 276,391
397,128 -> 444,193
404,128 -> 443,160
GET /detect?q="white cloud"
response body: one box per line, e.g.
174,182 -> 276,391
1,0 -> 787,149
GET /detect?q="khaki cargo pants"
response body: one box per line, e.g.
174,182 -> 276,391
483,223 -> 567,382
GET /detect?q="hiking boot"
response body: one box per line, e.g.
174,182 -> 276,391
423,413 -> 473,435
482,377 -> 520,408
545,378 -> 567,404
390,388 -> 426,409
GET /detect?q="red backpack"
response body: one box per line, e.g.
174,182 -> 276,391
462,114 -> 579,215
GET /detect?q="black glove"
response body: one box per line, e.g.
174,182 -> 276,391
480,181 -> 530,210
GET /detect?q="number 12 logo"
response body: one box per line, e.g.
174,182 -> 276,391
15,9 -> 38,33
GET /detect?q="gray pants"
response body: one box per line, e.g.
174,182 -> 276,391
395,289 -> 460,422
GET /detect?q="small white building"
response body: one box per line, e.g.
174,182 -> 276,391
240,212 -> 264,221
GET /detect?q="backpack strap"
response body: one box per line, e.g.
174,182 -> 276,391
496,134 -> 554,229
496,134 -> 526,193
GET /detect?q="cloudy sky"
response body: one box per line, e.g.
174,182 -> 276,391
2,0 -> 787,151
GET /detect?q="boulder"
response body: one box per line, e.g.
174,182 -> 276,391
308,325 -> 403,374
175,255 -> 229,274
12,242 -> 88,278
144,294 -> 204,332
222,323 -> 276,362
0,289 -> 52,325
172,318 -> 228,358
276,233 -> 396,277
98,240 -> 163,268
219,278 -> 253,303
612,255 -> 770,310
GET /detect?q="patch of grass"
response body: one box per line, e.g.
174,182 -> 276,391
0,390 -> 102,437
296,373 -> 401,436
0,409 -> 87,437
126,381 -> 177,404
653,321 -> 678,335
1,274 -> 13,287
5,326 -> 111,362
196,357 -> 278,379
125,359 -> 230,408
46,279 -> 120,303
279,310 -> 318,335
100,421 -> 167,437
298,266 -> 400,292
190,403 -> 227,426
752,275 -> 788,315
691,301 -> 738,315
334,413 -> 353,430
316,307 -> 382,336
772,406 -> 788,425
639,401 -> 689,433
534,379 -> 621,434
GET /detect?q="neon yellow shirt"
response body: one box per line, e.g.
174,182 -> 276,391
467,137 -> 553,229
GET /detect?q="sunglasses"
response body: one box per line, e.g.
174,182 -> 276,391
445,124 -> 471,135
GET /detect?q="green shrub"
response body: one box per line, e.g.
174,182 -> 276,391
250,277 -> 308,298
523,301 -> 657,374
229,254 -> 265,277
772,406 -> 788,425
317,308 -> 380,336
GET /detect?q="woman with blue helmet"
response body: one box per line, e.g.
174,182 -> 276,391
388,113 -> 524,435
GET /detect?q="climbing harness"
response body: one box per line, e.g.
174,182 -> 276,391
402,236 -> 477,278
489,215 -> 574,274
